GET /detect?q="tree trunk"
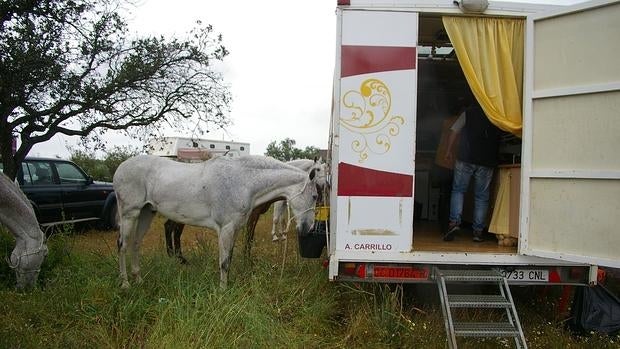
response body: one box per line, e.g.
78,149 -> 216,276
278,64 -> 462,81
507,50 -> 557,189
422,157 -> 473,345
0,133 -> 31,181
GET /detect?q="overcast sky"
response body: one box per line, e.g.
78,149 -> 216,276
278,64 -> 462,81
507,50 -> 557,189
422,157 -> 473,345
29,0 -> 584,158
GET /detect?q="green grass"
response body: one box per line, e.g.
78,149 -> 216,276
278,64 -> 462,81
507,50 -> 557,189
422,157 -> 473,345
0,219 -> 618,348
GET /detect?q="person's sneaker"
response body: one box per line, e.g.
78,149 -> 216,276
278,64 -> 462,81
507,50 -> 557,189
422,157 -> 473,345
443,223 -> 459,241
473,230 -> 485,242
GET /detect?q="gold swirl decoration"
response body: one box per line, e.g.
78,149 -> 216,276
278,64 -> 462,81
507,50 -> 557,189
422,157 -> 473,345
340,78 -> 404,163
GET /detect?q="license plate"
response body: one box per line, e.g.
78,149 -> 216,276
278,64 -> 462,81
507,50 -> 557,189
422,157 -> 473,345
373,266 -> 429,280
499,269 -> 549,282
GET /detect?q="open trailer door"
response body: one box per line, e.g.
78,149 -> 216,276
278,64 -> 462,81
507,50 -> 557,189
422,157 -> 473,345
521,0 -> 620,268
330,9 -> 418,260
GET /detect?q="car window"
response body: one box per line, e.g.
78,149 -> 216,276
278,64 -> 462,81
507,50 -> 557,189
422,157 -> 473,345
29,162 -> 54,185
21,162 -> 34,185
56,162 -> 88,184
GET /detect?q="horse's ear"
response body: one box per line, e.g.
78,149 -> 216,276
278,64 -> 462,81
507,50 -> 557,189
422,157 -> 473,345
309,168 -> 316,181
313,156 -> 318,163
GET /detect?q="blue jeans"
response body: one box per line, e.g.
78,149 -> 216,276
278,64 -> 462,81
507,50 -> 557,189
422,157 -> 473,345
449,160 -> 494,232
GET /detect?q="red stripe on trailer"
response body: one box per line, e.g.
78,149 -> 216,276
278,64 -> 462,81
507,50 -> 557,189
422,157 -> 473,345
337,162 -> 413,197
337,0 -> 351,5
341,45 -> 416,78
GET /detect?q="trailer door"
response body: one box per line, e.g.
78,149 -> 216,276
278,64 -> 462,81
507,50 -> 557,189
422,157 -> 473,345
331,9 -> 418,257
521,0 -> 620,267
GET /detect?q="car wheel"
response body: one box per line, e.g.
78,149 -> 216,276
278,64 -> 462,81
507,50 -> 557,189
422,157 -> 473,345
108,202 -> 120,230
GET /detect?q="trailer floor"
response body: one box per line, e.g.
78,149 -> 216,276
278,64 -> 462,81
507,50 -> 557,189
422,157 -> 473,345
413,221 -> 517,254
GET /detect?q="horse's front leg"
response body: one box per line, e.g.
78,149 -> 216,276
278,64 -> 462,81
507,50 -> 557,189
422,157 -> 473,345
272,202 -> 286,242
218,223 -> 237,289
270,217 -> 279,242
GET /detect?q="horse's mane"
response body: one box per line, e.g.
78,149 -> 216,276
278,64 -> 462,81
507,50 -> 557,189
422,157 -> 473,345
220,155 -> 302,172
0,172 -> 41,241
1,172 -> 30,204
287,159 -> 314,167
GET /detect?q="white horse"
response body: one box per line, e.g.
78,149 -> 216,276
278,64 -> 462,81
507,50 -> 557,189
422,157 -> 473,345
162,157 -> 327,262
0,172 -> 48,290
270,158 -> 327,242
113,155 -> 318,288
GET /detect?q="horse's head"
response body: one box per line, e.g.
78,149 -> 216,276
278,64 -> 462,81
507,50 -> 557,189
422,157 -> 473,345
310,157 -> 329,190
10,243 -> 48,290
287,169 -> 319,237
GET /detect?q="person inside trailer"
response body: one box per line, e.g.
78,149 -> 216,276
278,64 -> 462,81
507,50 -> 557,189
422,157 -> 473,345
442,98 -> 501,242
432,95 -> 470,233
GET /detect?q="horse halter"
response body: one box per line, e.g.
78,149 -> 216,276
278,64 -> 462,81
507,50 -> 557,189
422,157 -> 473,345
285,177 -> 318,228
287,175 -> 318,205
7,241 -> 47,274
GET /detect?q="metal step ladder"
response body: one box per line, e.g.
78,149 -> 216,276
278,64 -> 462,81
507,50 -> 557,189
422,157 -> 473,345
435,268 -> 527,349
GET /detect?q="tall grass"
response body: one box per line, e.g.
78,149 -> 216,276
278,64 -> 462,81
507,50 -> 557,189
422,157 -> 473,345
0,215 -> 618,348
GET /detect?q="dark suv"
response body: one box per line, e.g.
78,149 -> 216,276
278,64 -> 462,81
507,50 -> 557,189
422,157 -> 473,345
2,157 -> 118,230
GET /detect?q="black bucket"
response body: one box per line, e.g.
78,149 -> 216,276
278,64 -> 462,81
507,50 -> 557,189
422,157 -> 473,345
298,220 -> 327,258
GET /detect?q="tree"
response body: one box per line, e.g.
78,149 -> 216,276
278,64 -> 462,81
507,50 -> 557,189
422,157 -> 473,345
0,0 -> 231,180
70,149 -> 110,181
265,138 -> 320,161
69,145 -> 139,182
102,145 -> 141,179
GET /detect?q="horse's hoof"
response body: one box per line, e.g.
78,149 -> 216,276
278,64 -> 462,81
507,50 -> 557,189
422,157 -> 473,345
280,235 -> 287,241
271,235 -> 279,242
178,256 -> 189,265
120,281 -> 130,289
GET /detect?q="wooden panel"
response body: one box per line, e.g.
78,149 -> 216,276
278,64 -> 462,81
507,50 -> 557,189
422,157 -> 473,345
489,165 -> 521,239
508,167 -> 520,237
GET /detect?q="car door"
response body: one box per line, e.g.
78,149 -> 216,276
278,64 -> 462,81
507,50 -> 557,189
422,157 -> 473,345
20,160 -> 64,224
53,160 -> 106,220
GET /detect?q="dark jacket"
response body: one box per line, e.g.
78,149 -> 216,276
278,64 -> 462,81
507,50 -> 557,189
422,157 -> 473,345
457,102 -> 501,168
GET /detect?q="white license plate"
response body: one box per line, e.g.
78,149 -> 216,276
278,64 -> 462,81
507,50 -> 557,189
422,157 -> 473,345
499,269 -> 549,282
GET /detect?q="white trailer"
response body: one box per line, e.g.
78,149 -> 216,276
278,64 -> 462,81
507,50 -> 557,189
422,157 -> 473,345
148,137 -> 250,160
325,0 -> 619,344
328,0 -> 620,283
326,0 -> 619,286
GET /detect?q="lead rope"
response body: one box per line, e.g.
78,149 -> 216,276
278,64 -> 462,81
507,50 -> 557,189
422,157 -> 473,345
322,183 -> 330,258
278,168 -> 327,275
278,178 -> 317,277
283,177 -> 316,231
280,236 -> 287,281
284,205 -> 315,232
280,204 -> 316,276
284,202 -> 292,233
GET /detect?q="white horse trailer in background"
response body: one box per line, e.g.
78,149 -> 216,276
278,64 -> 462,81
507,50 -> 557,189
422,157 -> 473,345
148,137 -> 250,160
326,0 -> 619,344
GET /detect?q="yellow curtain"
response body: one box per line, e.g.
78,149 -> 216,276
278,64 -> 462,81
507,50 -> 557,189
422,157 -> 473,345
442,16 -> 524,137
